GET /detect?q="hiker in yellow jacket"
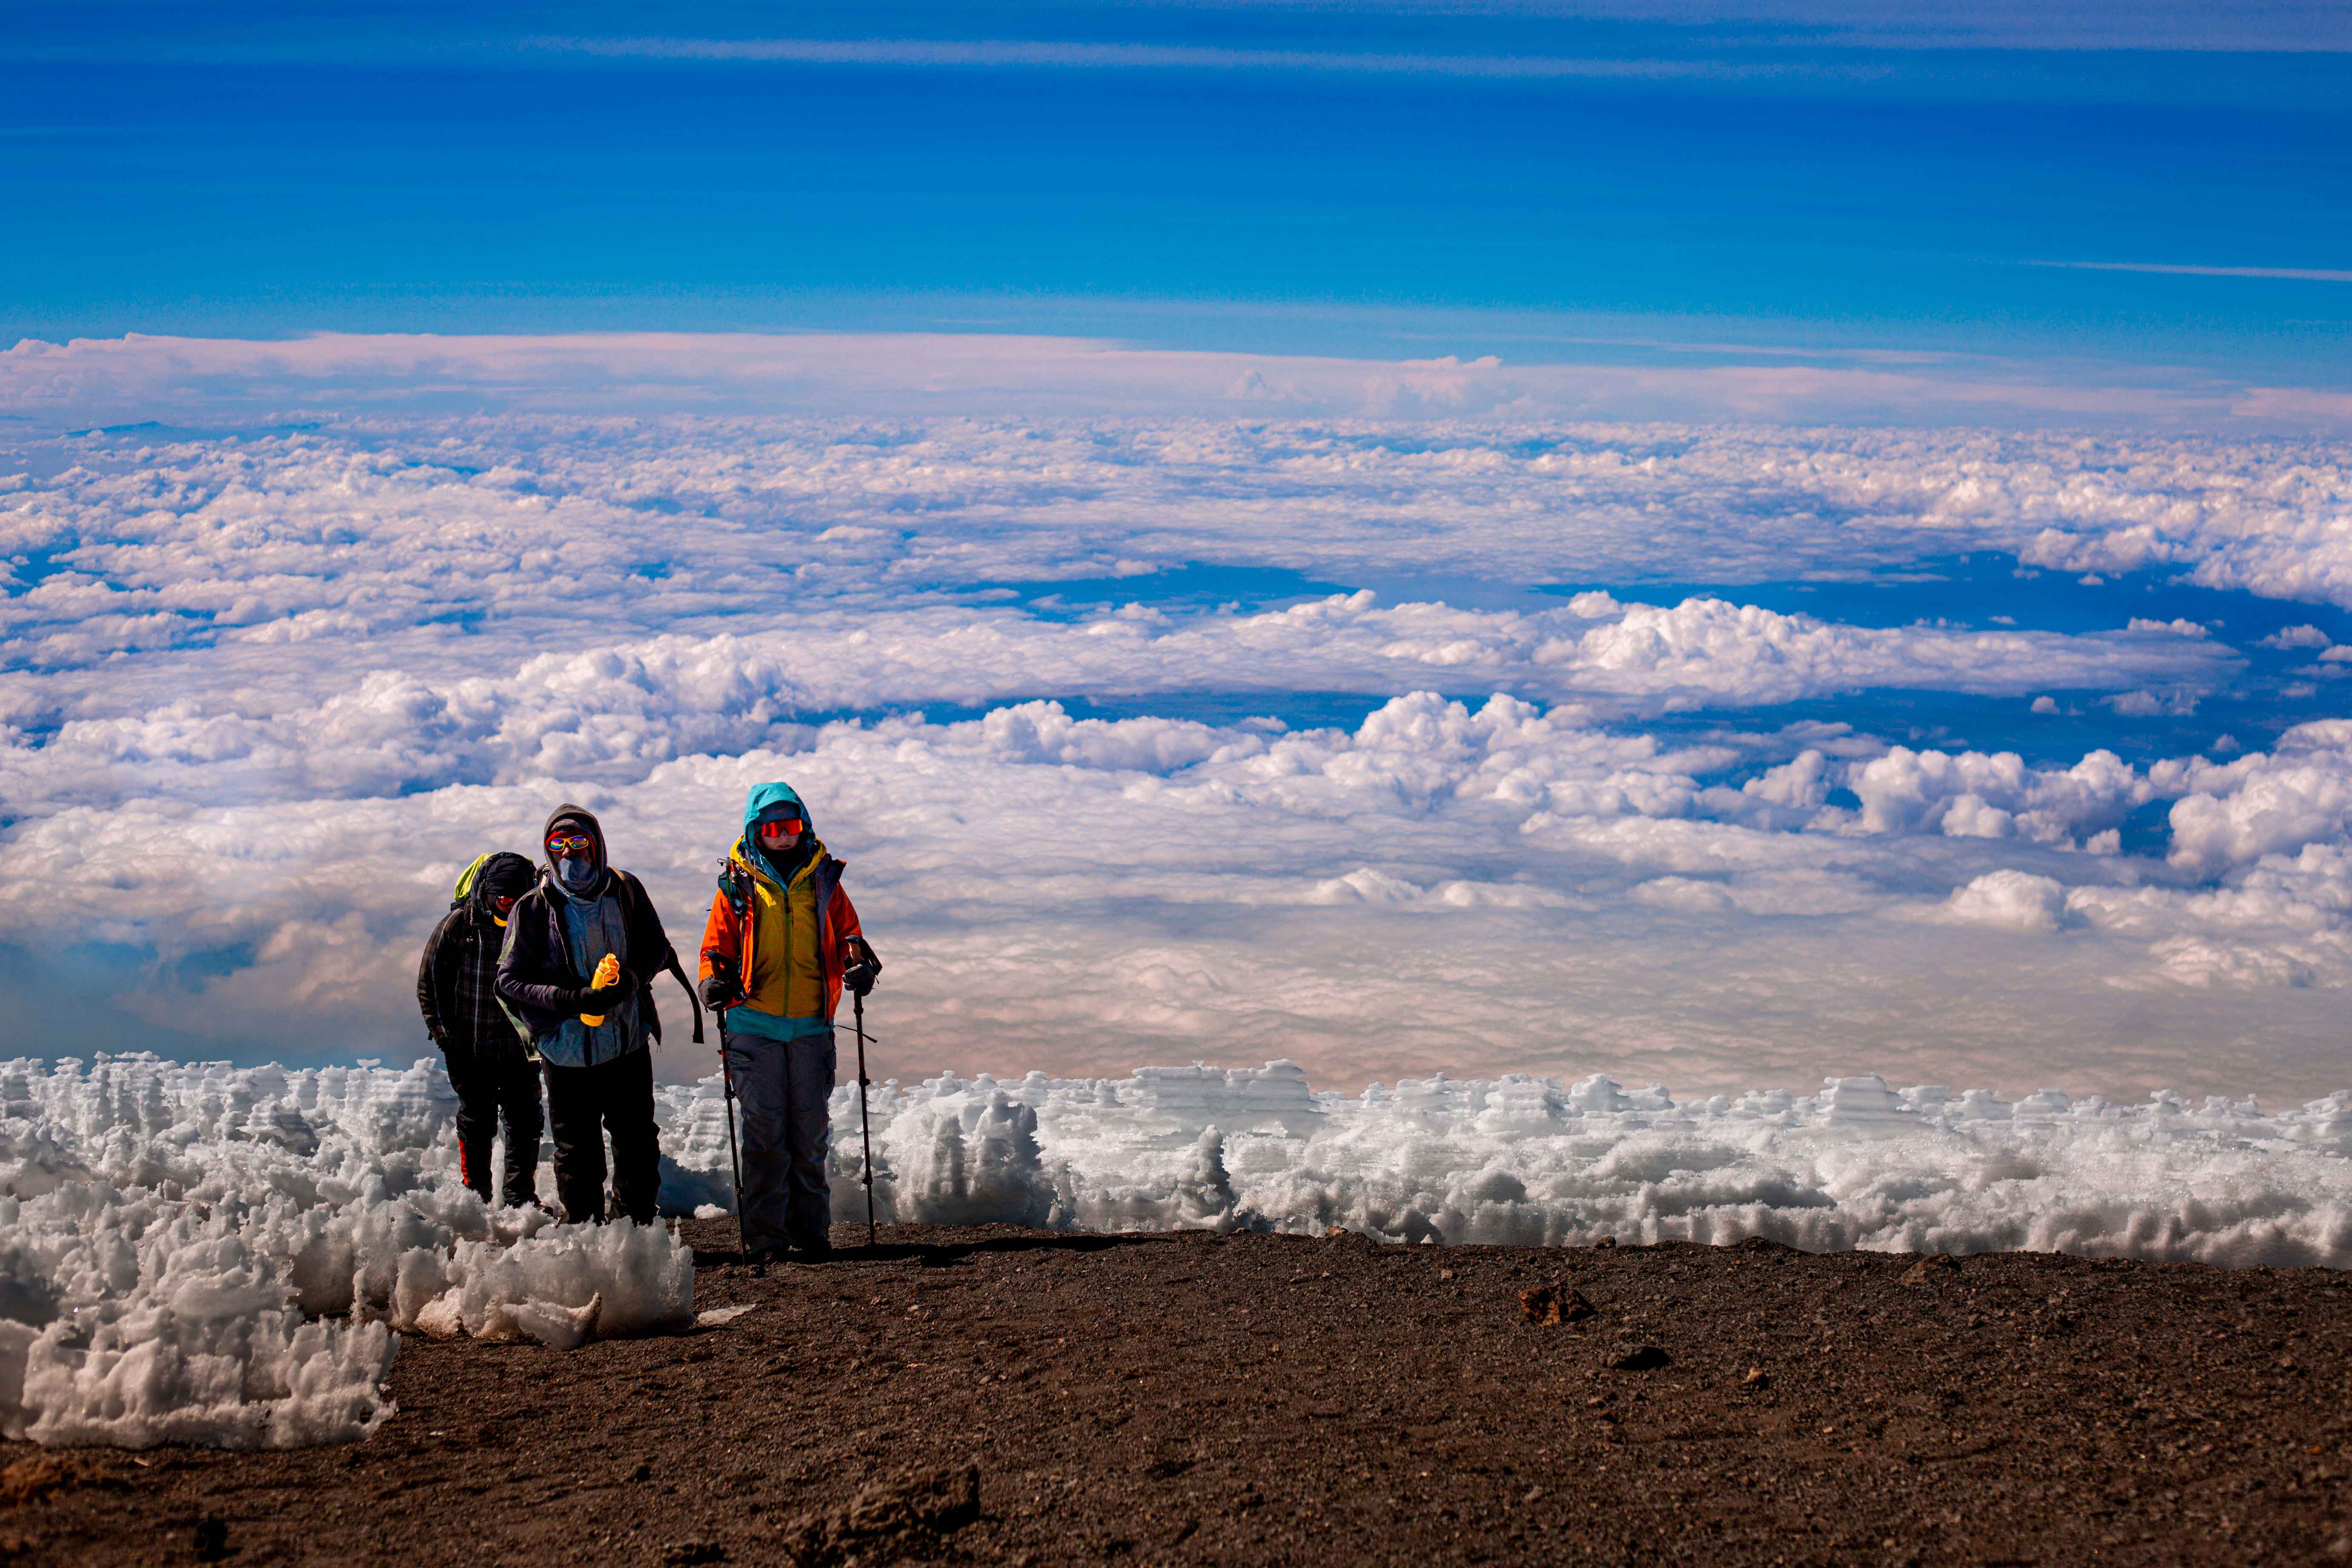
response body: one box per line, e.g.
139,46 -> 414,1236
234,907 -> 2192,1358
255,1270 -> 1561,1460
697,782 -> 877,1260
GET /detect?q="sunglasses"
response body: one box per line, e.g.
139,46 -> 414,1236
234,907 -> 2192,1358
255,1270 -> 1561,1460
756,818 -> 805,837
546,832 -> 594,855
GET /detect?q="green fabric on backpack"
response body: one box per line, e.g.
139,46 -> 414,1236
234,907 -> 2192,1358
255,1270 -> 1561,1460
452,852 -> 493,910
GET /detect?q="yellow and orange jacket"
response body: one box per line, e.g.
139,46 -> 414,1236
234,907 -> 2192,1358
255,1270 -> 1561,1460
698,839 -> 863,1026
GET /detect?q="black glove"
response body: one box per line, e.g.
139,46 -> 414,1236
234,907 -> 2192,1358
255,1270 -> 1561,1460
842,935 -> 882,997
699,974 -> 741,1011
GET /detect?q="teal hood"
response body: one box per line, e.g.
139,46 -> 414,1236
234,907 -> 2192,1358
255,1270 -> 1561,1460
743,781 -> 810,839
740,781 -> 813,884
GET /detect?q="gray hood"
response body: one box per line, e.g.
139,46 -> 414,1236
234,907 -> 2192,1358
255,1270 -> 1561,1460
541,802 -> 610,903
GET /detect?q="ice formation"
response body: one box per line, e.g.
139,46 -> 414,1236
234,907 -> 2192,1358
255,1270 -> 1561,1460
732,1062 -> 2352,1269
0,1056 -> 693,1450
6,1049 -> 2351,1448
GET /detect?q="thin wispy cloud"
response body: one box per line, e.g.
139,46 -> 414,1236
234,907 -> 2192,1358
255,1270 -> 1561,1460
1516,0 -> 2352,52
528,35 -> 1857,80
2026,260 -> 2352,284
9,1 -> 2352,63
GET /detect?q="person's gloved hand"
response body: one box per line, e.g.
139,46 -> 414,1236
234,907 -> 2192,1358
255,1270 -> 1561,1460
842,935 -> 882,997
699,974 -> 740,1011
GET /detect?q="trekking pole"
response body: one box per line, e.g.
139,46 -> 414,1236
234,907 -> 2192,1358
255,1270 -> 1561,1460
715,1025 -> 747,1255
853,989 -> 878,1251
709,856 -> 754,1257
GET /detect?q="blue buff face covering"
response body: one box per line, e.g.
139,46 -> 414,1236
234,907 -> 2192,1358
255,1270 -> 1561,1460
557,857 -> 597,891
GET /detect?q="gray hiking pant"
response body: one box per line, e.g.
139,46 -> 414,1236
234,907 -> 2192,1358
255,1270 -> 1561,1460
721,1027 -> 836,1253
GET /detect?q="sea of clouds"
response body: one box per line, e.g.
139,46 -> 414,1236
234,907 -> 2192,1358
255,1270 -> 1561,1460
6,371 -> 2352,1100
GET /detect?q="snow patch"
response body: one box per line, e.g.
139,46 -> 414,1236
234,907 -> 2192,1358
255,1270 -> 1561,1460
0,1055 -> 696,1449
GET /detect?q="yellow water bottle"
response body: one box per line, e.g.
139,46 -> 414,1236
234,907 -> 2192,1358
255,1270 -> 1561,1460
581,953 -> 620,1027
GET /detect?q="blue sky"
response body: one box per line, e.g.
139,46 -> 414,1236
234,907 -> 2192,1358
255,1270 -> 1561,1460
3,2 -> 2347,387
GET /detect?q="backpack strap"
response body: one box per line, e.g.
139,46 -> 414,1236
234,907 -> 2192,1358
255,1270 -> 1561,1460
667,953 -> 704,1045
610,870 -> 704,1045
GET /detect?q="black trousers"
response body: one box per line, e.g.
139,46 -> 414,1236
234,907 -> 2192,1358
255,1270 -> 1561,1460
442,1040 -> 544,1207
721,1028 -> 836,1254
543,1048 -> 662,1225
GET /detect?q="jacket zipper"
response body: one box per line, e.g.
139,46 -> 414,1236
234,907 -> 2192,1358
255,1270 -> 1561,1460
741,853 -> 836,1022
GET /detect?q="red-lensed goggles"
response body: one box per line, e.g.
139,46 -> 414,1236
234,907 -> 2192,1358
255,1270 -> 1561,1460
546,831 -> 595,856
755,816 -> 805,839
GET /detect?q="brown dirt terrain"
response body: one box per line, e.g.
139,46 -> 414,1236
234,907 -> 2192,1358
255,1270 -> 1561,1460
6,1221 -> 2350,1566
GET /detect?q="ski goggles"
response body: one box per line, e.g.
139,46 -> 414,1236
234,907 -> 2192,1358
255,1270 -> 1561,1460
546,831 -> 595,856
755,816 -> 805,838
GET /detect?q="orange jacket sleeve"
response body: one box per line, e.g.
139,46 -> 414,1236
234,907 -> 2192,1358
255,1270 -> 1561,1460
699,887 -> 744,988
819,884 -> 862,1019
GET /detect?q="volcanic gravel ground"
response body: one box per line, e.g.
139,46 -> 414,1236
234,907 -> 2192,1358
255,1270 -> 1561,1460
9,1222 -> 2352,1566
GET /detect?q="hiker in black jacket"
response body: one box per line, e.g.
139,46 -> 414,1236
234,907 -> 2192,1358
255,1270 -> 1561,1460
417,851 -> 544,1207
495,804 -> 685,1226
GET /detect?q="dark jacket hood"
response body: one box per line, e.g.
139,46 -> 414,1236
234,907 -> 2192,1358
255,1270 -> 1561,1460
542,803 -> 610,902
468,851 -> 538,923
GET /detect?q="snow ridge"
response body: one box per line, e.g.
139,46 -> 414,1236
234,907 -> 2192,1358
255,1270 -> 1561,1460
765,1062 -> 2352,1267
7,1050 -> 2349,1448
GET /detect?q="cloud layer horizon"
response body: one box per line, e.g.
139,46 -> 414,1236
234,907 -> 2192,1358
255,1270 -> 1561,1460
6,331 -> 2352,1108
